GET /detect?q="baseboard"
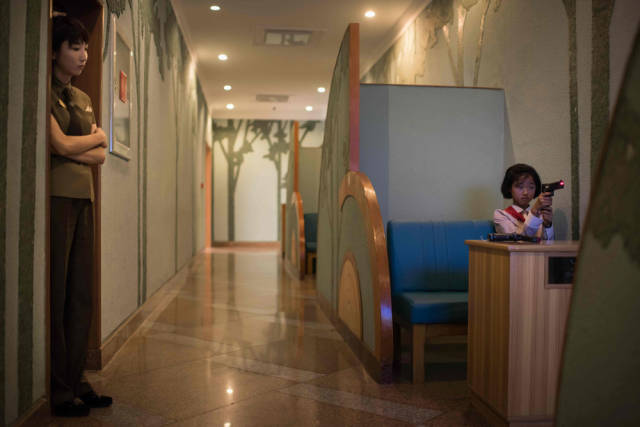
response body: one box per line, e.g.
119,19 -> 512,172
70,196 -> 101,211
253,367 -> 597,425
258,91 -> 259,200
317,293 -> 393,383
211,241 -> 280,248
85,260 -> 192,370
13,397 -> 47,427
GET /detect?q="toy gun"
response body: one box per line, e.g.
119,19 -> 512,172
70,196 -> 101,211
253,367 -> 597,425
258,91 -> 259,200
488,233 -> 541,243
542,180 -> 564,196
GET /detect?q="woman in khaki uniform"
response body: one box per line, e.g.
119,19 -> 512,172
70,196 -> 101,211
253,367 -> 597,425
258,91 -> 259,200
49,15 -> 112,417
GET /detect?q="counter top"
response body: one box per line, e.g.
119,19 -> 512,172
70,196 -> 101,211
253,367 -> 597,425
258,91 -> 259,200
465,240 -> 580,252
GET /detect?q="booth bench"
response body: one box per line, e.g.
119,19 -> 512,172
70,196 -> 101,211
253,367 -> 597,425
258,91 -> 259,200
387,220 -> 494,383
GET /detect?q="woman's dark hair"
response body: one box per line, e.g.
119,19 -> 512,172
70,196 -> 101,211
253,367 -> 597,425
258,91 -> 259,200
500,163 -> 541,199
52,15 -> 89,53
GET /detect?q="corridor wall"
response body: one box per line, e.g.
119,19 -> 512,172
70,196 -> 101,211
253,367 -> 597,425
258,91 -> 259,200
362,0 -> 640,240
100,1 -> 212,341
1,1 -> 212,423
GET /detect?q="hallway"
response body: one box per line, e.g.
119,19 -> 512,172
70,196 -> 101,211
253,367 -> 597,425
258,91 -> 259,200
29,247 -> 482,426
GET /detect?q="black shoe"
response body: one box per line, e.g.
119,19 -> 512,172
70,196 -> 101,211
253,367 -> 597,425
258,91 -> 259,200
53,400 -> 90,417
79,390 -> 113,408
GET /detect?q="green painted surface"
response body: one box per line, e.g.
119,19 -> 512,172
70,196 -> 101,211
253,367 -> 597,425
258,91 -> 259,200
591,0 -> 615,175
556,29 -> 640,425
0,1 -> 9,422
338,197 -> 375,352
562,0 -> 580,240
317,26 -> 352,307
18,0 -> 41,413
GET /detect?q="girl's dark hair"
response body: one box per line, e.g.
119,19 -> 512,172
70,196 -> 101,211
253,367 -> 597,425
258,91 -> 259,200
52,15 -> 89,53
500,163 -> 541,199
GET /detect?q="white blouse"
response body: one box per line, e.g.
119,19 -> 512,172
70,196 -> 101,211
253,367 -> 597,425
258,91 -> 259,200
493,205 -> 555,240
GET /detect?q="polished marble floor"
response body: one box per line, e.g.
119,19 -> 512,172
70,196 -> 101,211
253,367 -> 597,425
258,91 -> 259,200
28,247 -> 487,426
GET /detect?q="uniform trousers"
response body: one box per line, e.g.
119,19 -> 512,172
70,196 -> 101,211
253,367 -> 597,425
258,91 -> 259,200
50,196 -> 94,405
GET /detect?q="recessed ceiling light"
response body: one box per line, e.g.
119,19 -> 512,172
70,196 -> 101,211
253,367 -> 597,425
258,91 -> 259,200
218,53 -> 228,61
223,85 -> 232,91
226,387 -> 234,394
226,103 -> 234,110
317,87 -> 326,93
210,5 -> 221,11
305,106 -> 313,112
365,10 -> 376,18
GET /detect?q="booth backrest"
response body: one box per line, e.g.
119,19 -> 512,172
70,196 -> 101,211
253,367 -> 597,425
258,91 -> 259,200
304,213 -> 318,252
387,221 -> 493,294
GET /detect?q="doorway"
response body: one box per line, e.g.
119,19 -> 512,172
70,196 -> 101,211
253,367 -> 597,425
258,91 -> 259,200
49,0 -> 104,377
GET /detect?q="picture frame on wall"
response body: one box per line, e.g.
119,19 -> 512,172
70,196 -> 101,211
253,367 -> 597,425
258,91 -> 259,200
109,16 -> 132,160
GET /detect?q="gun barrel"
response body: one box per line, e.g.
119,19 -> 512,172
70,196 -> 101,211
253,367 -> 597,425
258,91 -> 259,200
542,180 -> 565,193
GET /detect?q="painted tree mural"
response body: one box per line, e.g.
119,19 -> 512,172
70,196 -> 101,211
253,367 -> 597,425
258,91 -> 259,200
103,0 -> 210,302
212,119 -> 323,241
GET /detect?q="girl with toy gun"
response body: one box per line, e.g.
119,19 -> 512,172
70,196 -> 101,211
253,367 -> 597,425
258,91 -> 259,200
493,163 -> 564,241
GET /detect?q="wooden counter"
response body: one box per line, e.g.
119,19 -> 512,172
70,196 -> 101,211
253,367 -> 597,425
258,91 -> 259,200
465,240 -> 579,426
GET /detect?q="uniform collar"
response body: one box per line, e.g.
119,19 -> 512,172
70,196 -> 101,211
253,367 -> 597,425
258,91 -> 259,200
52,75 -> 72,99
511,204 -> 530,214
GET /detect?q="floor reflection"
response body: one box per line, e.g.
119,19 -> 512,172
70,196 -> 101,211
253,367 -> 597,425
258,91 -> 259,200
27,246 -> 486,426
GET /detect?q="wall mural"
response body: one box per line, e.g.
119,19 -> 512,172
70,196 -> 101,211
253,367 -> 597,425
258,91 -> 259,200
212,119 -> 322,241
362,0 -> 618,241
103,0 -> 210,302
363,0 -> 502,86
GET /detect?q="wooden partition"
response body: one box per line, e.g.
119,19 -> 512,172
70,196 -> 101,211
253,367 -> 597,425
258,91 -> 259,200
334,171 -> 393,381
315,24 -> 396,382
284,191 -> 305,280
283,121 -> 306,279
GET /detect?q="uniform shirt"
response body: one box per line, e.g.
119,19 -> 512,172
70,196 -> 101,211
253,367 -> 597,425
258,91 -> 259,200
493,205 -> 555,240
50,76 -> 96,201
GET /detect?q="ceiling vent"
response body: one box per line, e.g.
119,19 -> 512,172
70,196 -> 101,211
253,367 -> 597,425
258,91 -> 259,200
264,29 -> 311,46
254,26 -> 325,47
256,94 -> 289,103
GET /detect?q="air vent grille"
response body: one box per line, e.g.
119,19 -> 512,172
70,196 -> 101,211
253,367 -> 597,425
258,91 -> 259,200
264,29 -> 311,46
256,94 -> 289,103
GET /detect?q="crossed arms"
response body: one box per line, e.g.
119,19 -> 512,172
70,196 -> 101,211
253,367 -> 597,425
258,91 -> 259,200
50,114 -> 107,165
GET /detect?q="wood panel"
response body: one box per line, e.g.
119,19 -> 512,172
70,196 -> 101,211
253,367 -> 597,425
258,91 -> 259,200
468,247 -> 511,416
338,252 -> 362,339
467,241 -> 577,425
338,171 -> 392,366
284,191 -> 305,280
508,253 -> 572,418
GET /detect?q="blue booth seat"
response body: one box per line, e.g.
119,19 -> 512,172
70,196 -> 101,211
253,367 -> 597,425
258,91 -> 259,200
304,213 -> 318,273
387,220 -> 493,383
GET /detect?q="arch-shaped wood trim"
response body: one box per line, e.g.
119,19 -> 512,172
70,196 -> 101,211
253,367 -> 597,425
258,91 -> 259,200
338,252 -> 363,339
290,191 -> 305,280
338,171 -> 392,364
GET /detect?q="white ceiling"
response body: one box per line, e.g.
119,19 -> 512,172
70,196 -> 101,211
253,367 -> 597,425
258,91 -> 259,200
171,0 -> 430,120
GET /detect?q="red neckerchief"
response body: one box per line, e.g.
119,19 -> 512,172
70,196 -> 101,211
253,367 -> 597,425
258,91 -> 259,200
505,206 -> 526,223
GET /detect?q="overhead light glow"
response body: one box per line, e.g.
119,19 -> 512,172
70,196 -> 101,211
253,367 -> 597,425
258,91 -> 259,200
365,10 -> 376,18
226,103 -> 234,110
317,87 -> 326,93
218,53 -> 228,61
226,387 -> 234,394
210,5 -> 221,11
223,85 -> 232,91
305,106 -> 313,112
